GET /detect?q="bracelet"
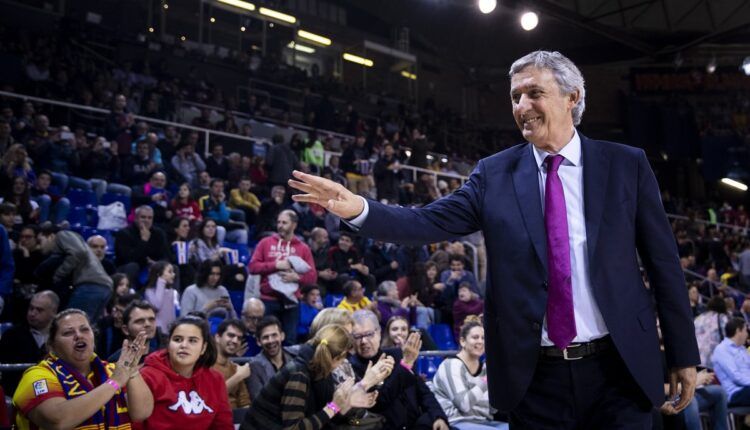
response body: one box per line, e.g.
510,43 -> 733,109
400,359 -> 413,371
105,379 -> 121,392
326,401 -> 341,415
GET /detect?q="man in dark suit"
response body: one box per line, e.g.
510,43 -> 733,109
0,290 -> 58,395
289,50 -> 699,428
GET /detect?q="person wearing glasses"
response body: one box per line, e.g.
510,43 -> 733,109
349,310 -> 449,430
239,297 -> 265,357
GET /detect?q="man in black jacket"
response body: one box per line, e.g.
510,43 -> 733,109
0,290 -> 58,395
349,310 -> 448,430
114,205 -> 169,286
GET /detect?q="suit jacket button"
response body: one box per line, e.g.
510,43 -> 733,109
532,322 -> 541,330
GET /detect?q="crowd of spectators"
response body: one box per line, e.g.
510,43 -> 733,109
4,22 -> 750,430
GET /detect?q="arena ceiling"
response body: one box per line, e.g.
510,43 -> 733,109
347,0 -> 750,72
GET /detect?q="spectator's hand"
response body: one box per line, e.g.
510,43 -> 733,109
275,259 -> 291,271
402,331 -> 422,367
449,270 -> 462,280
697,369 -> 714,386
236,339 -> 248,357
433,283 -> 446,291
319,268 -> 337,280
390,260 -> 399,270
139,225 -> 151,242
281,271 -> 300,283
219,192 -> 226,202
235,363 -> 251,380
662,366 -> 697,415
432,418 -> 449,430
400,297 -> 411,308
361,354 -> 395,389
113,331 -> 148,386
289,170 -> 364,219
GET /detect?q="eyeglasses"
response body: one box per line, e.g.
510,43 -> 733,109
353,330 -> 377,341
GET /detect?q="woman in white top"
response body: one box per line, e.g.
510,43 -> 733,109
143,261 -> 177,333
430,318 -> 508,430
180,259 -> 237,318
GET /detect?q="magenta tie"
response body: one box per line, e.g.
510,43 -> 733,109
545,155 -> 576,350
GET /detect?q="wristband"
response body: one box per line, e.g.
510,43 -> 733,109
105,379 -> 121,392
326,401 -> 341,415
400,359 -> 413,371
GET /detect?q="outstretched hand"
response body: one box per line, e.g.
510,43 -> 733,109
288,170 -> 364,219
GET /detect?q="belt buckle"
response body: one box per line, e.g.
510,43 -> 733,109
562,344 -> 583,361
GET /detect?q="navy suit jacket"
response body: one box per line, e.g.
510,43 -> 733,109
357,134 -> 700,412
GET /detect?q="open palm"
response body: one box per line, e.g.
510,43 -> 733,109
288,170 -> 364,219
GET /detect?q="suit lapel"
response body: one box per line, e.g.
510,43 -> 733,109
581,134 -> 610,266
512,145 -> 548,275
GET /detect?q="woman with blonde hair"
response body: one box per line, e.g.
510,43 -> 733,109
242,324 -> 391,429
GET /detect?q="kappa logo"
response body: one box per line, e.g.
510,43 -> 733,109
168,390 -> 214,415
33,380 -> 48,396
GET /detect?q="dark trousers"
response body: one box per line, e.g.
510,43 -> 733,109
509,344 -> 652,430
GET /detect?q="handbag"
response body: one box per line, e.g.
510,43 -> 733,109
331,410 -> 385,430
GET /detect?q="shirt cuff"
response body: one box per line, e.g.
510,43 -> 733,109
342,196 -> 369,229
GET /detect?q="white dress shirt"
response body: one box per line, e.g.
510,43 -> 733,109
532,129 -> 608,345
348,128 -> 609,346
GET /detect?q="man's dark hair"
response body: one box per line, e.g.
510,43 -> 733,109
210,178 -> 224,188
216,318 -> 244,336
115,293 -> 140,309
122,300 -> 156,326
726,318 -> 746,338
449,255 -> 465,265
706,296 -> 727,314
256,315 -> 283,336
38,221 -> 61,236
343,280 -> 360,297
37,169 -> 53,178
0,202 -> 17,215
339,231 -> 354,241
301,284 -> 320,298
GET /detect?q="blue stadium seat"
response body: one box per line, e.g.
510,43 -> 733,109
0,322 -> 13,336
416,355 -> 444,380
101,192 -> 131,213
68,206 -> 89,226
428,323 -> 458,350
229,290 -> 245,316
324,293 -> 344,308
67,188 -> 97,208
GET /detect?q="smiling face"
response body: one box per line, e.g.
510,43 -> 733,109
51,313 -> 95,366
510,66 -> 578,152
215,324 -> 244,357
258,324 -> 284,358
168,323 -> 207,373
460,326 -> 485,358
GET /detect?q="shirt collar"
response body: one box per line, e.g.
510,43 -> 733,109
531,128 -> 581,169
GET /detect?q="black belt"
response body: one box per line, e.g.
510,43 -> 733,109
539,336 -> 612,361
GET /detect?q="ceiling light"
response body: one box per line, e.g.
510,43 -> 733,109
297,29 -> 331,46
742,57 -> 750,76
477,0 -> 496,14
210,17 -> 216,23
287,42 -> 315,54
343,53 -> 374,67
707,57 -> 717,74
180,35 -> 186,41
148,27 -> 154,33
259,7 -> 296,24
163,3 -> 169,9
520,12 -> 539,31
400,70 -> 417,80
240,26 -> 246,32
721,178 -> 748,191
217,0 -> 255,11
